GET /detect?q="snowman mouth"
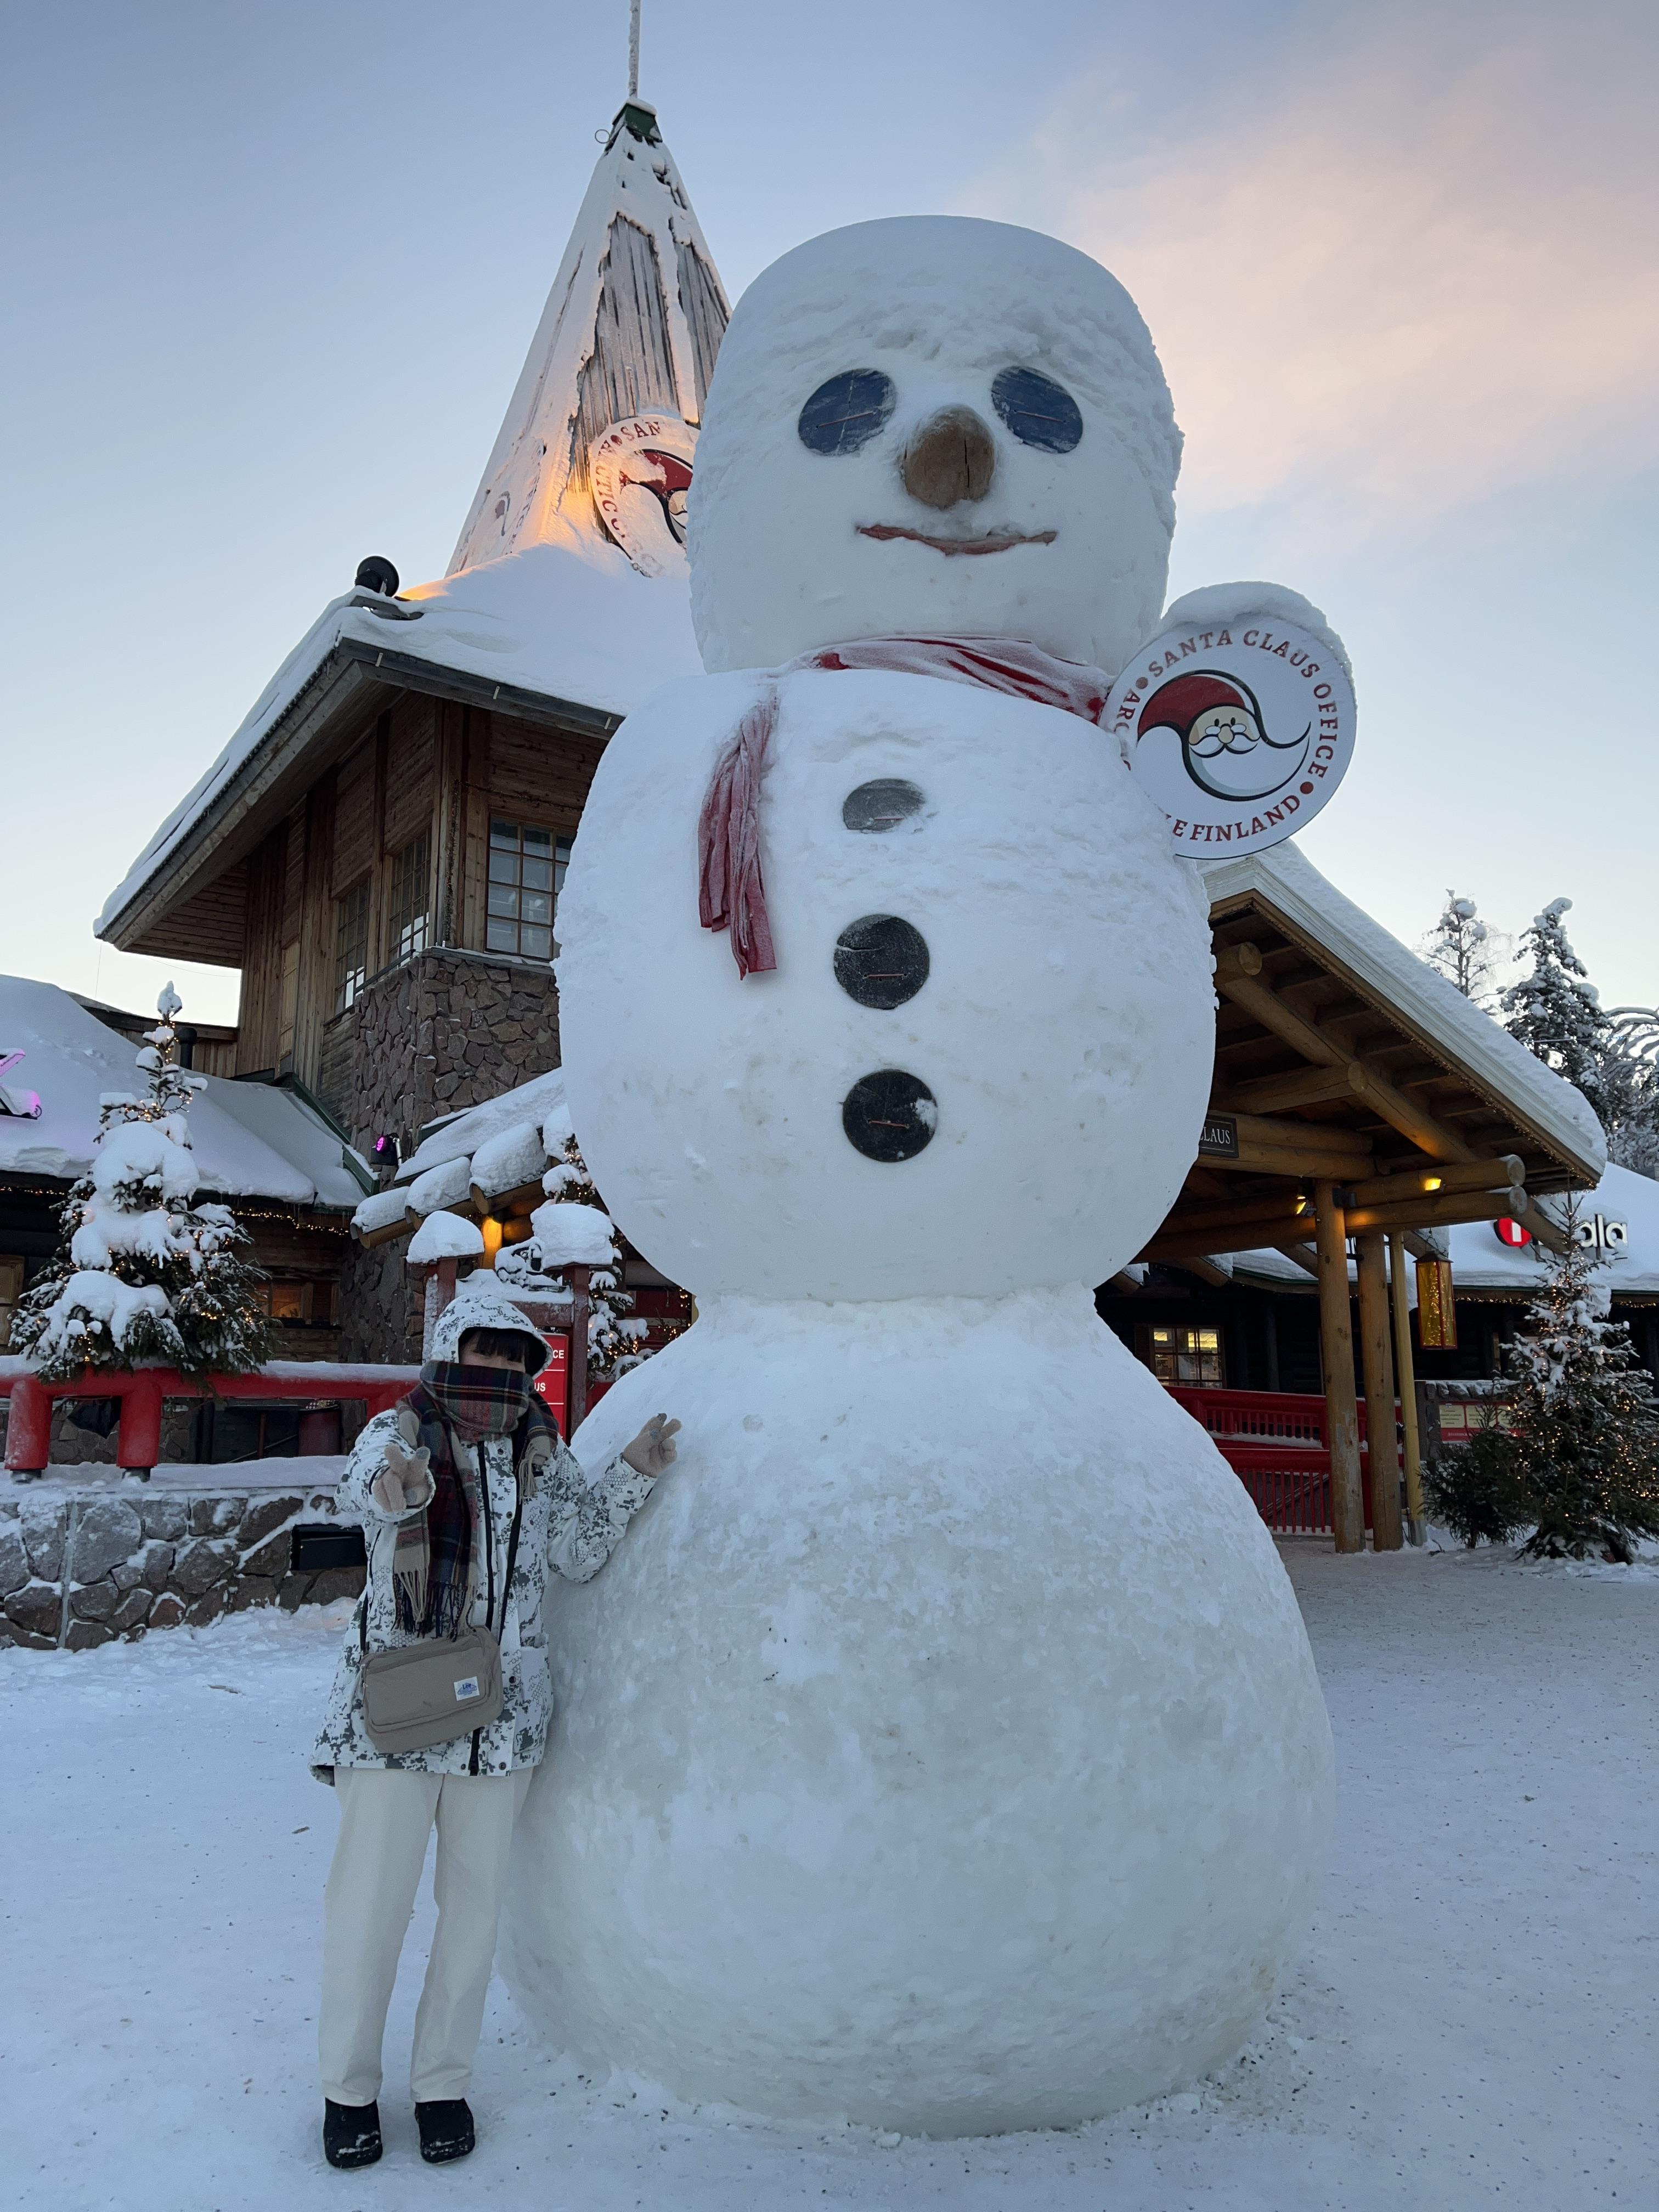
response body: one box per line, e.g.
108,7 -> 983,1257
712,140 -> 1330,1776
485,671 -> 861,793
857,524 -> 1057,556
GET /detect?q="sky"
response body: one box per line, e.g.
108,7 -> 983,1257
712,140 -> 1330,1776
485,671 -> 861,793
2,0 -> 1655,1030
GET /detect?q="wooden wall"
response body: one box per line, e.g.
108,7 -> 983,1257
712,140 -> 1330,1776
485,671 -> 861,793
234,693 -> 605,1087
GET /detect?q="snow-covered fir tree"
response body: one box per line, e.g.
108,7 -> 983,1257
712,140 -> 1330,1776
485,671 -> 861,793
12,990 -> 272,1380
1421,889 -> 1504,1006
1501,899 -> 1610,1118
494,1121 -> 651,1381
1476,1214 -> 1659,1562
1598,1007 -> 1659,1179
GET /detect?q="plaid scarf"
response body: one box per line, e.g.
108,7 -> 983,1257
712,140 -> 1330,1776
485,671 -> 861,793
390,1365 -> 558,1638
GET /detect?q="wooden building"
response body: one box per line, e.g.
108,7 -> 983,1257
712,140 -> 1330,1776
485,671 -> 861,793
93,98 -> 727,1359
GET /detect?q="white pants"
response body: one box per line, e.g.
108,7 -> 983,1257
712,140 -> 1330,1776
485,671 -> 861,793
319,1765 -> 532,2106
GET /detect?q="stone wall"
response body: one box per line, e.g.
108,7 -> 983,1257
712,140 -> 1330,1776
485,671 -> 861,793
318,945 -> 561,1363
0,1481 -> 363,1651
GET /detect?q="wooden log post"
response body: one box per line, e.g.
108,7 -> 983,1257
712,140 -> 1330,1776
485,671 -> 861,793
1314,1181 -> 1365,1554
566,1263 -> 591,1436
1355,1232 -> 1403,1550
1388,1231 -> 1427,1544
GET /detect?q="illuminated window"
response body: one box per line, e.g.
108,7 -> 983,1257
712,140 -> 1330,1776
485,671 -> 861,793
388,831 -> 431,962
334,880 -> 371,1012
1148,1325 -> 1224,1387
486,820 -> 571,961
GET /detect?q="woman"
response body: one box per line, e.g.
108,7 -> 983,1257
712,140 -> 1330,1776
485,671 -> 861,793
311,1276 -> 680,2170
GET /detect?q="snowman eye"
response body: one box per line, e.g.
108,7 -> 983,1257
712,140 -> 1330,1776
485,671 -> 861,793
992,366 -> 1084,453
797,370 -> 896,456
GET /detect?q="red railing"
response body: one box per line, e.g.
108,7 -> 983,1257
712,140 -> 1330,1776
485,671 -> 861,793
1166,1386 -> 1381,1535
0,1361 -> 420,1477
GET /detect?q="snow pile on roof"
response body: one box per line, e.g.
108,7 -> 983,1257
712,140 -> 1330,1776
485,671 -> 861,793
527,1199 -> 616,1269
1442,1163 -> 1659,1296
0,978 -> 369,1207
397,1070 -> 568,1185
1201,842 -> 1607,1175
407,1211 -> 486,1265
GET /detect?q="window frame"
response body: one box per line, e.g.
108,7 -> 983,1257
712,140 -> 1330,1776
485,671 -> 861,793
483,817 -> 572,962
333,878 -> 372,1013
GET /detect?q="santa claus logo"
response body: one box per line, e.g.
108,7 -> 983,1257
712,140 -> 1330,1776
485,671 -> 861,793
1105,612 -> 1357,858
1136,668 -> 1311,803
589,414 -> 699,579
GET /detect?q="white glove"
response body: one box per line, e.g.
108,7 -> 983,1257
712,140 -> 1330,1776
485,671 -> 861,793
371,1435 -> 433,1516
620,1414 -> 681,1479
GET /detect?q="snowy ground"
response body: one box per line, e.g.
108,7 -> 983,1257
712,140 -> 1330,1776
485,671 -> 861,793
3,1540 -> 1654,2211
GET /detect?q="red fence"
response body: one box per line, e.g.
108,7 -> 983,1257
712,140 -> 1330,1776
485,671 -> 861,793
0,1361 -> 420,1477
1166,1386 -> 1380,1536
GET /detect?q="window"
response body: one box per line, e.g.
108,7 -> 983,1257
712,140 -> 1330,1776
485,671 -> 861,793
388,831 -> 431,962
486,820 -> 570,961
0,1256 -> 23,1350
1148,1325 -> 1224,1387
334,879 -> 370,1012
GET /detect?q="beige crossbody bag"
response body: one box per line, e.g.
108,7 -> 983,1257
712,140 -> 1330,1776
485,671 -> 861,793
357,1482 -> 523,1757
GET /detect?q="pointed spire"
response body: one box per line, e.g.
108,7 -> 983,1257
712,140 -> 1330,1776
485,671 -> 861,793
447,95 -> 730,581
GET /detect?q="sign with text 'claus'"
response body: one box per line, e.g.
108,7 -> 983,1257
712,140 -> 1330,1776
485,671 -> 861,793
1108,615 -> 1357,858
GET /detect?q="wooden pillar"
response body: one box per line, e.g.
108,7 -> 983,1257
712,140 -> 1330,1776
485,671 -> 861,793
1315,1181 -> 1365,1553
1388,1232 -> 1427,1545
566,1263 -> 591,1435
1356,1232 -> 1403,1550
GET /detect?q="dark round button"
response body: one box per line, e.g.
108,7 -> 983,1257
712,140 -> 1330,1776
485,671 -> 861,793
842,778 -> 925,833
834,914 -> 930,1009
842,1069 -> 938,1162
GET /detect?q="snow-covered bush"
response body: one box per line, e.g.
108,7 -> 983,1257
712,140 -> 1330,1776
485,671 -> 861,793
494,1125 -> 651,1381
1501,899 -> 1610,1115
11,992 -> 271,1380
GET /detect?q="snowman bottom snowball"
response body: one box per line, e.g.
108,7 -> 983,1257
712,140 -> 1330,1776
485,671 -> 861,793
504,1290 -> 1335,2134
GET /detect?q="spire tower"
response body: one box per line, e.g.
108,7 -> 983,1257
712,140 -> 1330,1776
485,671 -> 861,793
448,91 -> 729,582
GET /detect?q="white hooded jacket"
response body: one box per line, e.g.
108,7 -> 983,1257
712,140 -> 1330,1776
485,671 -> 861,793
311,1277 -> 656,1782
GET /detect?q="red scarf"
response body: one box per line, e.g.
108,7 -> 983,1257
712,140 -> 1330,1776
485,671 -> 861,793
697,636 -> 1113,979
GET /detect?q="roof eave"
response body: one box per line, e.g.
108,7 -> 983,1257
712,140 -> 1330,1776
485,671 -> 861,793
98,635 -> 623,956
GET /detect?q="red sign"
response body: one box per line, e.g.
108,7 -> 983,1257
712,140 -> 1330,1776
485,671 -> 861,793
1494,1217 -> 1532,1249
534,1334 -> 569,1430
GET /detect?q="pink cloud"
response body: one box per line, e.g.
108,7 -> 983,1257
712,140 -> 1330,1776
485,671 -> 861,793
964,4 -> 1659,534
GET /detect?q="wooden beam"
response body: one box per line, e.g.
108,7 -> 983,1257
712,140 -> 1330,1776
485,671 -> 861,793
1316,1182 -> 1365,1554
1342,1156 -> 1524,1209
1214,1063 -> 1372,1114
1227,1109 -> 1373,1160
1388,1232 -> 1427,1544
1156,1193 -> 1319,1241
1344,1189 -> 1519,1235
1175,1257 -> 1233,1288
1356,1233 -> 1403,1550
1215,949 -> 1477,1164
1210,1142 -> 1380,1180
1514,1193 -> 1572,1255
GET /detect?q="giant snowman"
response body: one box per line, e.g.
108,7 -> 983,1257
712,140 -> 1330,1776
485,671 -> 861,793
507,217 -> 1335,2135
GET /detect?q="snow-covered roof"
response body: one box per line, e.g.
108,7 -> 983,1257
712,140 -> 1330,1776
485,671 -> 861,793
1201,842 -> 1607,1178
98,97 -> 726,949
1441,1163 -> 1659,1297
396,1069 -> 568,1186
352,1069 -> 573,1242
0,978 -> 370,1209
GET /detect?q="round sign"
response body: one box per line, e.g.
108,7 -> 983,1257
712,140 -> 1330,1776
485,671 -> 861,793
1494,1217 -> 1533,1248
589,414 -> 698,579
1106,613 -> 1356,857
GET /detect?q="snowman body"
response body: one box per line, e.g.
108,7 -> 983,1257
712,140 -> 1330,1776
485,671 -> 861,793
507,216 -> 1335,2131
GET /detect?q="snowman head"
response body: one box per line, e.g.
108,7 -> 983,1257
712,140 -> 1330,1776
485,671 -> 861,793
689,217 -> 1182,676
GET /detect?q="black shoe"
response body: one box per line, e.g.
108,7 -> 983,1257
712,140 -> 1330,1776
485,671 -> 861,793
323,2099 -> 383,2169
415,2097 -> 476,2164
